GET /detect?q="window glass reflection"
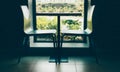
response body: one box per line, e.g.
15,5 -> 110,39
36,0 -> 84,14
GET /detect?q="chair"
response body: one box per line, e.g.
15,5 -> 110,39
61,5 -> 95,47
60,5 -> 98,63
17,5 -> 57,63
21,5 -> 57,48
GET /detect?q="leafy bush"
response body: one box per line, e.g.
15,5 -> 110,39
61,19 -> 82,30
37,16 -> 57,30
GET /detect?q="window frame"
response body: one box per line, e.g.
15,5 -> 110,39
32,0 -> 88,43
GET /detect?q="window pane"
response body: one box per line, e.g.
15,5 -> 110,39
36,0 -> 84,14
61,16 -> 84,30
36,16 -> 57,30
60,16 -> 84,42
36,16 -> 57,42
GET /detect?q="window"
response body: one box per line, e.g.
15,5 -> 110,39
31,0 -> 86,46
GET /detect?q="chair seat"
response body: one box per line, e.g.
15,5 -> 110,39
25,29 -> 56,36
61,30 -> 89,35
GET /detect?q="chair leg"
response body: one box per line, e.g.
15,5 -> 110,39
89,36 -> 99,64
52,34 -> 56,48
17,36 -> 29,64
61,34 -> 64,48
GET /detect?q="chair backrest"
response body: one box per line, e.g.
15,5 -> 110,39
85,5 -> 95,34
21,5 -> 33,34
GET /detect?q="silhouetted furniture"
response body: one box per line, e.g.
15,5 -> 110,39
60,5 -> 98,63
21,5 -> 57,48
61,5 -> 95,47
18,5 -> 57,63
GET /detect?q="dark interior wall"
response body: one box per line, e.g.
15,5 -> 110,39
0,0 -> 28,58
93,0 -> 120,58
92,0 -> 107,55
0,0 -> 120,58
105,1 -> 120,58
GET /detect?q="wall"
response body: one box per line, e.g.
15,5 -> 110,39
0,0 -> 27,58
93,0 -> 120,59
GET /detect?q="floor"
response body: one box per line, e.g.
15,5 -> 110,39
0,56 -> 120,72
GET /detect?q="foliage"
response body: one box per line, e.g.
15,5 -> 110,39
36,3 -> 84,14
37,16 -> 57,30
62,19 -> 82,30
